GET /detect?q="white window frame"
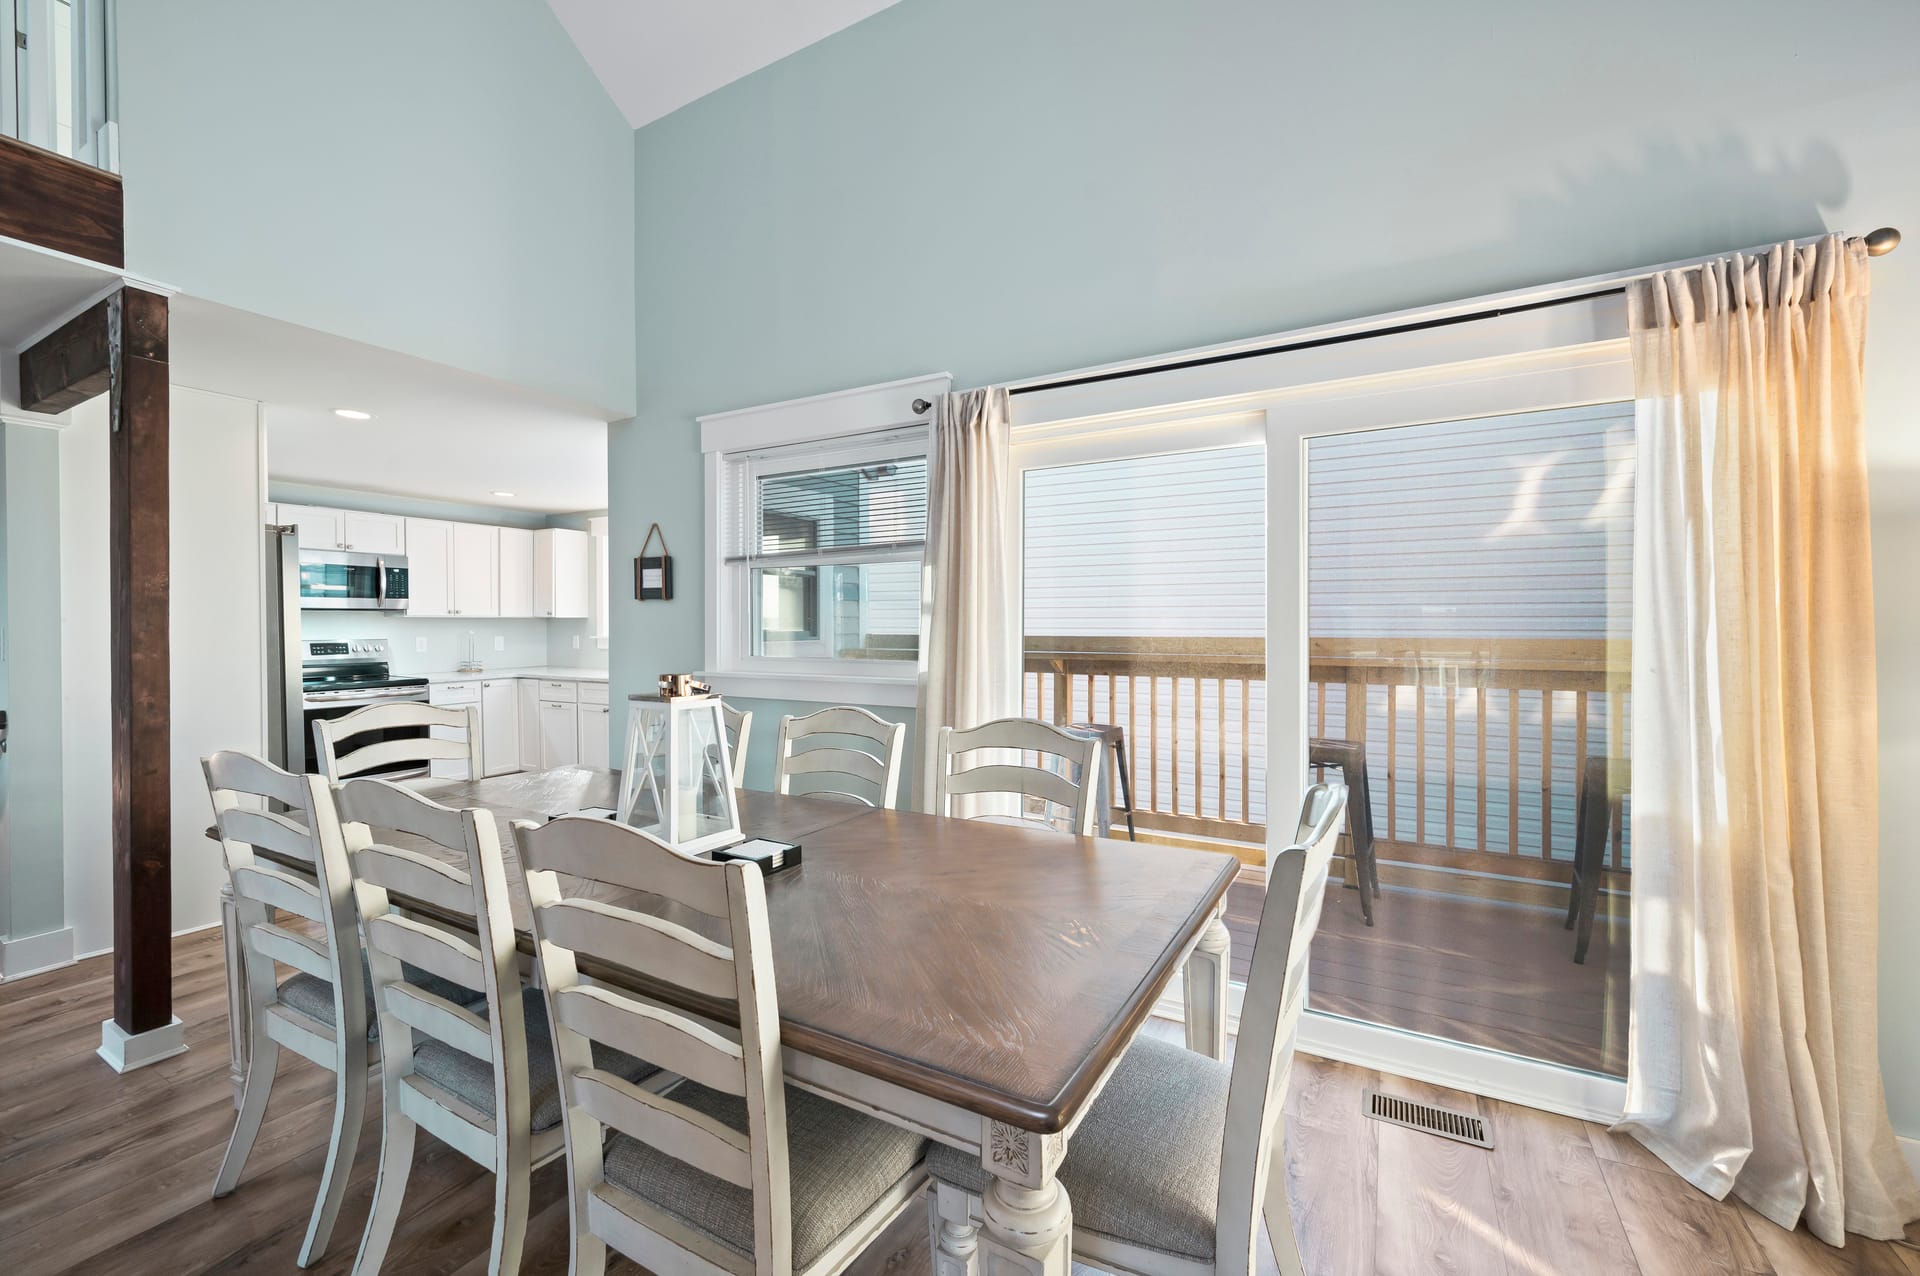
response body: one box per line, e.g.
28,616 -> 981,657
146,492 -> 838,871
699,373 -> 949,706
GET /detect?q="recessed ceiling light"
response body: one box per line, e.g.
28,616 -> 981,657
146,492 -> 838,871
333,408 -> 372,420
491,490 -> 516,498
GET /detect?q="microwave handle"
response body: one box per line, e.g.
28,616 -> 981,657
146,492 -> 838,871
376,557 -> 387,606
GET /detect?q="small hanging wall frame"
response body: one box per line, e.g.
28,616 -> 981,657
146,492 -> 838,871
635,522 -> 673,601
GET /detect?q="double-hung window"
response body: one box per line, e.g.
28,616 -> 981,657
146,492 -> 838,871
701,374 -> 948,704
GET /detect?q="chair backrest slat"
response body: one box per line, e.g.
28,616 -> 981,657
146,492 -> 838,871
517,815 -> 793,1273
538,898 -> 737,1001
364,911 -> 489,991
219,806 -> 322,865
772,705 -> 907,809
231,863 -> 326,923
382,982 -> 494,1060
723,703 -> 754,781
552,985 -> 747,1097
247,920 -> 332,981
314,702 -> 481,781
574,1071 -> 755,1187
933,718 -> 1104,834
352,843 -> 483,916
1214,782 -> 1347,1271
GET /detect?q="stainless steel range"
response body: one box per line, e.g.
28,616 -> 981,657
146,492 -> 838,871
299,638 -> 430,775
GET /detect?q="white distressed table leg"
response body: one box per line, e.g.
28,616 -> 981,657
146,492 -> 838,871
220,883 -> 249,1108
933,1180 -> 982,1276
1183,911 -> 1231,1060
977,1121 -> 1072,1276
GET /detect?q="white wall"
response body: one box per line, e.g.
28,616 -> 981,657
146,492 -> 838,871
61,387 -> 266,956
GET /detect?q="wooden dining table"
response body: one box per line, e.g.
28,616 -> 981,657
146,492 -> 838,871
216,767 -> 1240,1275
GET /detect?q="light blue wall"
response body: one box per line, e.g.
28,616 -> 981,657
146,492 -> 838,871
610,0 -> 1920,1136
2,426 -> 65,942
725,698 -> 916,794
116,0 -> 637,416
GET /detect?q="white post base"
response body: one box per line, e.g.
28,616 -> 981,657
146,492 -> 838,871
97,1016 -> 188,1072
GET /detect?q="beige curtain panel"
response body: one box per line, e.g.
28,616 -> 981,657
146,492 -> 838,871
914,386 -> 1019,810
1618,234 -> 1920,1244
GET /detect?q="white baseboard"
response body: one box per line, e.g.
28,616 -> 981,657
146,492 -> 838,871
71,917 -> 223,964
97,1016 -> 188,1072
0,926 -> 76,981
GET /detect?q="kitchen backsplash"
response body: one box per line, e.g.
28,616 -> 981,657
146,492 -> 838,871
300,612 -> 607,674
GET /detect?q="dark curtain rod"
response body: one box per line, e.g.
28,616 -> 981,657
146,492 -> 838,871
1009,226 -> 1902,399
1007,288 -> 1622,398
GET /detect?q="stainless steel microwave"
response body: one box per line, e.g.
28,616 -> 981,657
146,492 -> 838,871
297,549 -> 409,611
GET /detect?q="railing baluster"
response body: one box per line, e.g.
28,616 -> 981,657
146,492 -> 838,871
1541,690 -> 1555,859
1149,675 -> 1159,813
1508,687 -> 1520,855
1415,679 -> 1426,846
1216,677 -> 1226,822
1241,678 -> 1251,823
1445,680 -> 1456,850
1386,685 -> 1398,843
1475,684 -> 1487,854
1170,677 -> 1182,814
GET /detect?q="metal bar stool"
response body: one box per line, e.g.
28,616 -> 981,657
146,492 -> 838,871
1066,722 -> 1136,840
1568,756 -> 1628,963
1308,737 -> 1379,925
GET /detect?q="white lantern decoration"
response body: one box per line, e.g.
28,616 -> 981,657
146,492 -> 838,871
615,694 -> 742,854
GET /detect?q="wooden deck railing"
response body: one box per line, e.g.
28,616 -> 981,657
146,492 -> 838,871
1022,635 -> 1630,883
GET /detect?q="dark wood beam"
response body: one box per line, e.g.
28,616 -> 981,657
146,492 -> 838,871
0,134 -> 125,267
110,288 -> 172,1035
17,296 -> 113,414
19,287 -> 172,1038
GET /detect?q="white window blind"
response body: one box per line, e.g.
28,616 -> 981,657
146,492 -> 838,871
721,438 -> 929,567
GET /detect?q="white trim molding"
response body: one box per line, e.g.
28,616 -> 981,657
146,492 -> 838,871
0,926 -> 76,981
699,668 -> 919,708
699,371 -> 950,455
97,1015 -> 188,1072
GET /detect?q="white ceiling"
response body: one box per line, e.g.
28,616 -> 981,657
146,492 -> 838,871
169,297 -> 611,514
547,0 -> 899,128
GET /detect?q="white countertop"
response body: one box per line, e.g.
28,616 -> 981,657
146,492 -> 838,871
418,666 -> 610,685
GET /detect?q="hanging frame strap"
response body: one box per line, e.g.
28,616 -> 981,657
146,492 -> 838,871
640,522 -> 669,560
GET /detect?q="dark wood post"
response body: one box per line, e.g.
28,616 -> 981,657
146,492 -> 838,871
18,286 -> 172,1039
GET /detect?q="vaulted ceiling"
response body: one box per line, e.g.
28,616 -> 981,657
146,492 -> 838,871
546,0 -> 900,129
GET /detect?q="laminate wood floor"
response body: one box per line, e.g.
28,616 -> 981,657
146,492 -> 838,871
1224,874 -> 1632,1076
2,930 -> 1914,1275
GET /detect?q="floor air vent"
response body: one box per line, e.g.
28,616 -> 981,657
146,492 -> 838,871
1363,1089 -> 1494,1149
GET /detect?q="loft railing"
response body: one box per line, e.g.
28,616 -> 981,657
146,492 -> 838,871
1022,635 -> 1631,884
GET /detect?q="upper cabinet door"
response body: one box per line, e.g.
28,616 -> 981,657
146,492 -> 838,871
404,518 -> 453,616
451,523 -> 500,618
498,526 -> 536,618
535,528 -> 591,619
340,510 -> 406,555
280,503 -> 344,550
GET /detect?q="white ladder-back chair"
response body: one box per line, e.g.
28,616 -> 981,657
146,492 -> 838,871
515,815 -> 931,1276
313,701 -> 482,781
772,705 -> 907,809
205,750 -> 366,1268
925,783 -> 1348,1276
932,718 -> 1104,834
723,703 -> 754,782
340,777 -> 655,1274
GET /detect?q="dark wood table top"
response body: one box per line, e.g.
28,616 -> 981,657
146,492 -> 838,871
278,768 -> 1238,1132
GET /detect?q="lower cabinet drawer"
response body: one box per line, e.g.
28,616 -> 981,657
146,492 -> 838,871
578,681 -> 610,706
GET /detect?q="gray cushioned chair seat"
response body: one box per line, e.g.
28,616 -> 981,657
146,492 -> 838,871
412,987 -> 658,1132
601,1080 -> 929,1269
926,1034 -> 1230,1261
277,963 -> 481,1043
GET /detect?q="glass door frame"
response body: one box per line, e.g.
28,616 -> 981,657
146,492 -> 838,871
1009,296 -> 1636,1122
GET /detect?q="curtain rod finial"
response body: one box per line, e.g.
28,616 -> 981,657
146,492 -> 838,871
1864,227 -> 1900,257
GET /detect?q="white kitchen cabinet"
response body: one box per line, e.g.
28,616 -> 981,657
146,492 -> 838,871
428,680 -> 482,780
577,701 -> 611,770
404,518 -> 453,617
517,679 -> 542,772
539,697 -> 580,768
281,503 -> 343,550
340,510 -> 406,554
481,678 -> 519,776
405,518 -> 499,618
498,526 -> 535,618
451,523 -> 499,617
534,528 -> 591,619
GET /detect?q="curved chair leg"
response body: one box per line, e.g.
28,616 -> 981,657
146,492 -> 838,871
296,1054 -> 366,1266
354,1113 -> 417,1274
1262,1155 -> 1307,1276
213,1034 -> 279,1197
